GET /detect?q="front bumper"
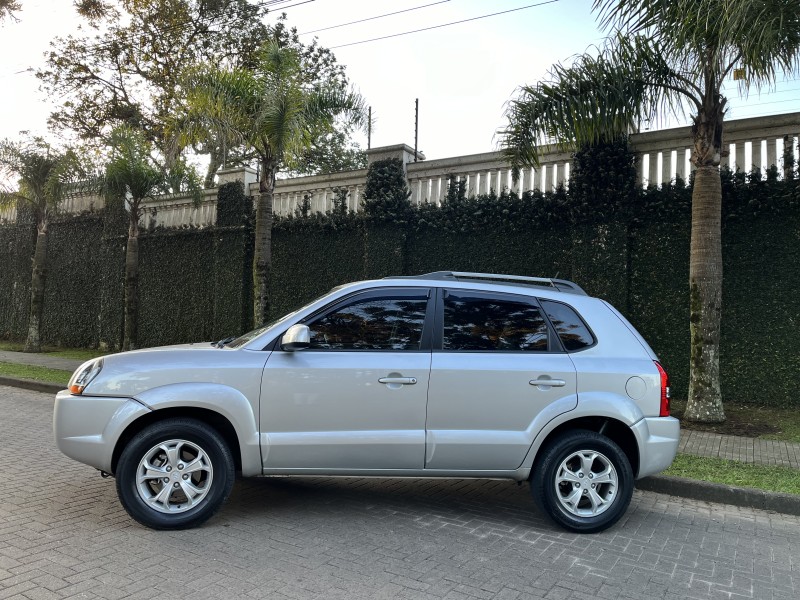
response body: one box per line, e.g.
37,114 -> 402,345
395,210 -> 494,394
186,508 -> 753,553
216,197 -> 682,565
53,390 -> 151,473
631,416 -> 681,478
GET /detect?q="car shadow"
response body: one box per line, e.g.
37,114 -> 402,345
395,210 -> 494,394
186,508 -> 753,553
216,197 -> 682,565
218,475 -> 559,533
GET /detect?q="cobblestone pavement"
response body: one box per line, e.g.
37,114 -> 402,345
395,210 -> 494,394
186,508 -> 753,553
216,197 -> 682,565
2,386 -> 799,600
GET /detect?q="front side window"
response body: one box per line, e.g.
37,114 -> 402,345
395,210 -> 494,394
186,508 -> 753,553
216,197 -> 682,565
305,291 -> 428,350
443,291 -> 549,351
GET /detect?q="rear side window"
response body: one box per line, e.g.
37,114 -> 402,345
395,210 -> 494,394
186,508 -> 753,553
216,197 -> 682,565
540,300 -> 595,351
443,291 -> 549,351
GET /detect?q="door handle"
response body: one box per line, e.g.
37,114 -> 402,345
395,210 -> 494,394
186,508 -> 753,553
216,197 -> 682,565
379,377 -> 417,385
529,378 -> 566,387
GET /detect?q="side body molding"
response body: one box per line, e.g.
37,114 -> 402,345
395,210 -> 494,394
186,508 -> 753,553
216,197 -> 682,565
134,383 -> 262,476
519,392 -> 645,471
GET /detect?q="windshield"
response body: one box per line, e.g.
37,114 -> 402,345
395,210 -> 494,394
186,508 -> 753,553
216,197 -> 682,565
225,288 -> 343,349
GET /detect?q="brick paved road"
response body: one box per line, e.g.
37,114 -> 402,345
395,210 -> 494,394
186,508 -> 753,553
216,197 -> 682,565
1,386 -> 799,600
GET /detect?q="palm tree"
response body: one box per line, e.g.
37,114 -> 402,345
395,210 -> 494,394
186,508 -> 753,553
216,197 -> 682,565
104,126 -> 200,350
181,39 -> 367,327
501,0 -> 800,423
0,138 -> 85,352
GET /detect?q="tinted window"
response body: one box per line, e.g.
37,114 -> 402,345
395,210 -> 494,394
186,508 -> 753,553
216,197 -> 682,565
443,292 -> 549,351
541,300 -> 595,351
306,293 -> 428,350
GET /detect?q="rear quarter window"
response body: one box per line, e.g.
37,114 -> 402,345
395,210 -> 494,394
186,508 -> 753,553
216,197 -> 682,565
540,299 -> 596,351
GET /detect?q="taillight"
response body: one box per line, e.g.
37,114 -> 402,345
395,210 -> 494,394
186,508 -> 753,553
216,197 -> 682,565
654,361 -> 670,417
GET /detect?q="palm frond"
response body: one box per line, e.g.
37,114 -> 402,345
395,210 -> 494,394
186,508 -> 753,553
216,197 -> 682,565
179,39 -> 368,179
0,137 -> 90,214
594,0 -> 800,90
500,34 -> 697,169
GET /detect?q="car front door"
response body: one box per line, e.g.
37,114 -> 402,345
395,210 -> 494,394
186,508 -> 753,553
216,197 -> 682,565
425,288 -> 578,471
260,287 -> 433,471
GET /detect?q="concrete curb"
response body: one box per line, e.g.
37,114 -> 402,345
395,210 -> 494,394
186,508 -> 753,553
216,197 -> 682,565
636,475 -> 800,516
0,377 -> 64,395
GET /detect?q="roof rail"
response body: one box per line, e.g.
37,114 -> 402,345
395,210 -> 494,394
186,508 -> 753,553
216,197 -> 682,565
389,271 -> 587,295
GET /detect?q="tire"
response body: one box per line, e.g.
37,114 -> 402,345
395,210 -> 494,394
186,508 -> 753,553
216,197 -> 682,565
115,418 -> 235,530
531,429 -> 633,533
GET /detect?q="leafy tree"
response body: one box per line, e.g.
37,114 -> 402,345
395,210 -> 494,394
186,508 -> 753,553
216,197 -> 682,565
0,138 -> 86,352
40,4 -> 364,184
182,39 -> 367,326
0,0 -> 20,22
102,126 -> 201,350
501,0 -> 800,423
175,19 -> 366,184
288,129 -> 367,176
38,1 -> 272,162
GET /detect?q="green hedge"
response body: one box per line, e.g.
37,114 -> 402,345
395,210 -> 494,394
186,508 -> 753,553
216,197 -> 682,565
721,211 -> 800,404
42,214 -> 105,348
270,224 -> 365,319
0,222 -> 35,340
137,229 -> 216,347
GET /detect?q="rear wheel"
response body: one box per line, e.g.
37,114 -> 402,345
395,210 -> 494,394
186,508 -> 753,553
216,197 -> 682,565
116,418 -> 235,530
531,430 -> 633,533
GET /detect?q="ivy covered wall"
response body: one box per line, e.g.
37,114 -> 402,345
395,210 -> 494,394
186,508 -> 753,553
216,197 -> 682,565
0,181 -> 253,351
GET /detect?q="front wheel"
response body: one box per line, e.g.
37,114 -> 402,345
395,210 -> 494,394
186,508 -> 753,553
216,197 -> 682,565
531,430 -> 633,533
115,418 -> 235,530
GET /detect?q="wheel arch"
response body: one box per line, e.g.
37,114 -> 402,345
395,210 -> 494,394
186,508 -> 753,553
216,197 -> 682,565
111,407 -> 242,475
530,417 -> 640,477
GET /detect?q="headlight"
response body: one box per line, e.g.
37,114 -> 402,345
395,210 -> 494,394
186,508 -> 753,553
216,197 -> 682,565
68,358 -> 104,395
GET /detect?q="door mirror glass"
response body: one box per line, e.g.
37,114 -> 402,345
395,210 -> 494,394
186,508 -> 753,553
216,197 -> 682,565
281,324 -> 311,351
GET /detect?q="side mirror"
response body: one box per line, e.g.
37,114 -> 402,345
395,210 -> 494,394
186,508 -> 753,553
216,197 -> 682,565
281,324 -> 311,351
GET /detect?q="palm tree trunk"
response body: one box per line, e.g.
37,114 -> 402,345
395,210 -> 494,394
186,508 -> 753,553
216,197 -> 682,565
686,166 -> 724,421
204,147 -> 223,188
253,158 -> 276,327
23,222 -> 48,353
685,101 -> 726,423
123,207 -> 140,351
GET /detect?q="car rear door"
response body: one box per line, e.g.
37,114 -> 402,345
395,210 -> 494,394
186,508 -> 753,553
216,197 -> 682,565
424,288 -> 578,471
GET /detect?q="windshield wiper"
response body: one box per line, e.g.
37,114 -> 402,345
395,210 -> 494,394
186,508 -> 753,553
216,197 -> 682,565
213,336 -> 236,348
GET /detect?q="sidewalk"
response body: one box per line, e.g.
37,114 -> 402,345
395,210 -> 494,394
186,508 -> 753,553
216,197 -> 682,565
0,349 -> 83,371
680,429 -> 800,469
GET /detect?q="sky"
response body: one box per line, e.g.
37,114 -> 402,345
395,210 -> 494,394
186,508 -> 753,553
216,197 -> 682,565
1,0 -> 798,162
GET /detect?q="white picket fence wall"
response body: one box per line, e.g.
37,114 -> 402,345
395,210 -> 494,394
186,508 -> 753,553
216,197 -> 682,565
273,112 -> 800,216
1,112 -> 798,226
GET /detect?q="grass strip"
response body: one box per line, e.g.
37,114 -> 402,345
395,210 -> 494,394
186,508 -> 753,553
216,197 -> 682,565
665,454 -> 800,496
0,362 -> 72,386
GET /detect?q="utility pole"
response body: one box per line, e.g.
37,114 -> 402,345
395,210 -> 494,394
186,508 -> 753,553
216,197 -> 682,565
414,98 -> 419,163
367,106 -> 372,150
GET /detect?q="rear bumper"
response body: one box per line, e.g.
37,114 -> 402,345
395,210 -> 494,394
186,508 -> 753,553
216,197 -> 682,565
631,416 -> 680,478
53,390 -> 150,473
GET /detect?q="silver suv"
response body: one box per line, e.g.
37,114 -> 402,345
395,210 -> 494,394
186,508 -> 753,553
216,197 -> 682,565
54,272 -> 679,533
